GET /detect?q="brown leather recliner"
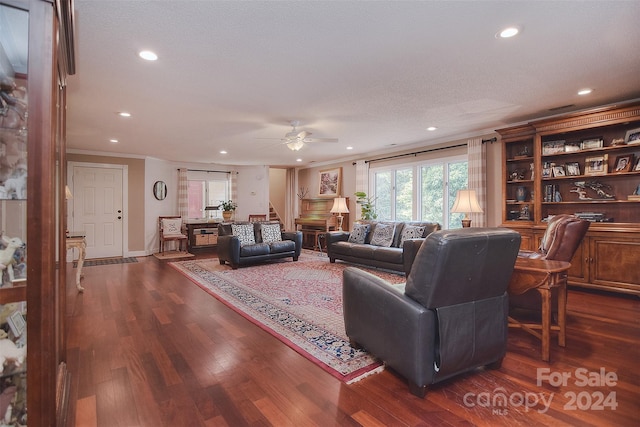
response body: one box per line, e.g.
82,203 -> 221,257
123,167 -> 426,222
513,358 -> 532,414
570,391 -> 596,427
342,228 -> 521,397
509,214 -> 590,313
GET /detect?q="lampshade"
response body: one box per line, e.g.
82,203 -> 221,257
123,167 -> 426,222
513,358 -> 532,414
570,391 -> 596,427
330,197 -> 349,214
451,189 -> 482,228
451,190 -> 483,214
65,185 -> 73,199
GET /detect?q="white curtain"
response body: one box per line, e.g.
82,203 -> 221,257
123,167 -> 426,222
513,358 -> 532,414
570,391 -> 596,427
284,168 -> 297,231
230,170 -> 238,203
467,138 -> 487,227
354,160 -> 369,220
177,168 -> 188,219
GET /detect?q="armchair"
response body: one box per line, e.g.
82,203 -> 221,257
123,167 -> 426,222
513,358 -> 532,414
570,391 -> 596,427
343,228 -> 521,397
508,214 -> 589,361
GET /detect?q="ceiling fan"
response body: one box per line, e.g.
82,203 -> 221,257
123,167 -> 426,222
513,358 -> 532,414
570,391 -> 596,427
273,121 -> 339,151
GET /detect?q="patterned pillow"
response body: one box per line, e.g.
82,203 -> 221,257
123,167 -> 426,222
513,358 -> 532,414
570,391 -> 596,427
370,223 -> 396,247
261,223 -> 282,243
162,218 -> 183,236
231,223 -> 256,246
348,223 -> 370,244
400,225 -> 426,246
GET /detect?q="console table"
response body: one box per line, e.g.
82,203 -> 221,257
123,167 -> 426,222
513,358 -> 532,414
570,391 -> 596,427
66,232 -> 87,292
184,221 -> 220,251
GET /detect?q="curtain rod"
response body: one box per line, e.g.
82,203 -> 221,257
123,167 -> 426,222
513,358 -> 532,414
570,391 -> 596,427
353,137 -> 497,165
356,143 -> 467,164
178,168 -> 231,173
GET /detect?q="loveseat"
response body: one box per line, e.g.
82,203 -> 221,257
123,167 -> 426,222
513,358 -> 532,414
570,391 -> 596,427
326,220 -> 440,275
217,221 -> 302,269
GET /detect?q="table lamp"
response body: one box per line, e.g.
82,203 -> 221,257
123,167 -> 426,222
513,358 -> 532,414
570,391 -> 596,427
330,197 -> 349,231
451,189 -> 483,228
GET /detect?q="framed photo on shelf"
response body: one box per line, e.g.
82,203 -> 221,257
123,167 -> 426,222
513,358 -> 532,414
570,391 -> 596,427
585,154 -> 608,175
581,138 -> 604,150
613,154 -> 633,172
318,167 -> 342,197
566,162 -> 580,176
552,165 -> 566,177
542,140 -> 565,155
564,142 -> 582,152
634,157 -> 640,172
625,127 -> 640,145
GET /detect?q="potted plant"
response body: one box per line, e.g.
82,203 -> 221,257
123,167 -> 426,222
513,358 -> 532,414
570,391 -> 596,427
220,200 -> 237,221
354,192 -> 377,220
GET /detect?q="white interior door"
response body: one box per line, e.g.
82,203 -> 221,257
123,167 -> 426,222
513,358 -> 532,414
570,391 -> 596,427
71,165 -> 124,259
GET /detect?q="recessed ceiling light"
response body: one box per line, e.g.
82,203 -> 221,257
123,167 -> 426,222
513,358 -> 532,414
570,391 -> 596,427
498,27 -> 519,38
346,146 -> 353,150
219,150 -> 227,154
427,126 -> 437,131
109,138 -> 119,143
578,88 -> 593,96
296,158 -> 302,162
138,50 -> 158,61
118,112 -> 131,117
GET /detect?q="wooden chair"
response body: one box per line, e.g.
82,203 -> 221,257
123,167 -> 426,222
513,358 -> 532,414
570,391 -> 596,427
248,214 -> 267,222
159,216 -> 188,254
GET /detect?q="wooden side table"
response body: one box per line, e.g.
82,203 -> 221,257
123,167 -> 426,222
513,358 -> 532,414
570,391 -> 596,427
66,232 -> 87,292
508,257 -> 571,362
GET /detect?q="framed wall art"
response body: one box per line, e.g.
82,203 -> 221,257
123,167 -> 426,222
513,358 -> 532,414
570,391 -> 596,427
318,167 -> 342,197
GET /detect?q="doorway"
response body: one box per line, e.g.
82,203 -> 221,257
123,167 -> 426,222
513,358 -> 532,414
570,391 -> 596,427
68,162 -> 128,259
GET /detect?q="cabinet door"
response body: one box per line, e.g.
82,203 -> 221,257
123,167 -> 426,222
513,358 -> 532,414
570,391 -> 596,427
567,239 -> 589,284
588,235 -> 640,293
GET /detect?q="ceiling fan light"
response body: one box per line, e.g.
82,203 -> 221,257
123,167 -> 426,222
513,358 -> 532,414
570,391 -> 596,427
287,140 -> 305,151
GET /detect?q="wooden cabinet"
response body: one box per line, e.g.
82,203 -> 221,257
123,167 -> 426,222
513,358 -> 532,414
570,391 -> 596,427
498,101 -> 640,296
0,0 -> 76,424
185,221 -> 220,250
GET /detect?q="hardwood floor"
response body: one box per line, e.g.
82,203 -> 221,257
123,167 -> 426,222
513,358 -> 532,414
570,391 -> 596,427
64,255 -> 639,426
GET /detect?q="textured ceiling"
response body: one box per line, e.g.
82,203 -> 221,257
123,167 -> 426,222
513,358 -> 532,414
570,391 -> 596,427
65,1 -> 640,167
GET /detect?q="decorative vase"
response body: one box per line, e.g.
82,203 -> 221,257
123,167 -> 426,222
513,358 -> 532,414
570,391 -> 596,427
516,186 -> 527,202
222,210 -> 233,221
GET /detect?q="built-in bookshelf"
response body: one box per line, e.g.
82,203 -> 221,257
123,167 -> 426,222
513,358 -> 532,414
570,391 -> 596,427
498,101 -> 640,296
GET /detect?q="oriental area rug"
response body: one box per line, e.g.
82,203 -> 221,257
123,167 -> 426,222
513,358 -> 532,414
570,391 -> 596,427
169,252 -> 405,383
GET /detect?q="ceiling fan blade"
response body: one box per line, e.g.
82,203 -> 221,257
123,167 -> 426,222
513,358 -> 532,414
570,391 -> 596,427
303,137 -> 339,143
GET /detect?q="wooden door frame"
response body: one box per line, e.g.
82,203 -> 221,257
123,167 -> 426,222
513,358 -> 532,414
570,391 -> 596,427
67,161 -> 129,259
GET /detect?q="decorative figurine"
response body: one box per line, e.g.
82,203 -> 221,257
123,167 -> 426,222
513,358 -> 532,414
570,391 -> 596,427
572,181 -> 615,200
0,339 -> 25,373
0,236 -> 24,285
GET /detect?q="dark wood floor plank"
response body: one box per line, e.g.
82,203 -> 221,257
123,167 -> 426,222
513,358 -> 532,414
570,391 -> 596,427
64,255 -> 640,426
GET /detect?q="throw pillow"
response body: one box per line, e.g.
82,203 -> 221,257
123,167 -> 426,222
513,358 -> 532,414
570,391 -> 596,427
370,223 -> 396,247
231,223 -> 256,246
539,216 -> 561,254
162,218 -> 183,236
261,223 -> 282,243
348,223 -> 370,244
400,225 -> 426,246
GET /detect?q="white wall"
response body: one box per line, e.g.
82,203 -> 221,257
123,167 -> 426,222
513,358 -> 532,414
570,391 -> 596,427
234,165 -> 270,221
143,159 -> 271,254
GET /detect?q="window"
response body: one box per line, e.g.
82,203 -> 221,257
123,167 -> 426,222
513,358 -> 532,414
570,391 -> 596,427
186,171 -> 230,219
371,155 -> 468,229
